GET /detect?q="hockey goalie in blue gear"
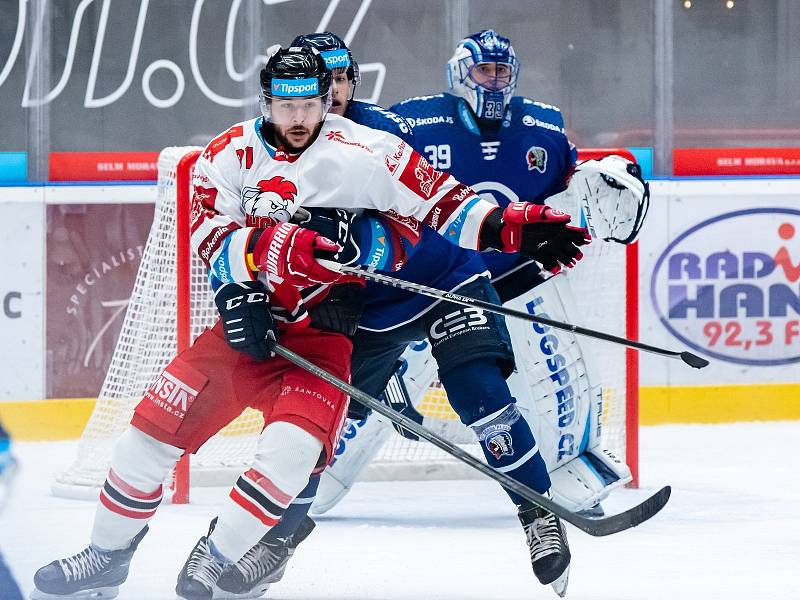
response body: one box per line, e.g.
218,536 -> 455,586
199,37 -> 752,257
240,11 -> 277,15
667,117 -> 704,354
383,29 -> 646,512
211,31 -> 596,599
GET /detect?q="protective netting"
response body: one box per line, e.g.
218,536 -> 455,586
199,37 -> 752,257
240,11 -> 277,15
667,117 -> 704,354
53,147 -> 634,496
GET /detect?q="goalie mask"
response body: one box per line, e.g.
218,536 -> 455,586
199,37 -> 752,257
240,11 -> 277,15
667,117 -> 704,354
291,31 -> 361,99
259,46 -> 333,126
447,29 -> 519,120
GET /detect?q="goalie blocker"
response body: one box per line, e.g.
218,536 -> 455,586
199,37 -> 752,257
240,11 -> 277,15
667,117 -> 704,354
313,273 -> 632,515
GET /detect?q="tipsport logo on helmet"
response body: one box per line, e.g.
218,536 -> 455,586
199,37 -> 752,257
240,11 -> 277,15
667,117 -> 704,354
321,49 -> 351,70
650,208 -> 800,366
271,78 -> 319,97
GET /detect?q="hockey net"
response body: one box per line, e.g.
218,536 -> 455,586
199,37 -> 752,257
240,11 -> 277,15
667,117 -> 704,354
53,147 -> 638,503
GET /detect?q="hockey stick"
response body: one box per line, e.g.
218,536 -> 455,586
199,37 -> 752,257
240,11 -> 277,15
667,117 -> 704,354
272,343 -> 671,537
339,266 -> 709,369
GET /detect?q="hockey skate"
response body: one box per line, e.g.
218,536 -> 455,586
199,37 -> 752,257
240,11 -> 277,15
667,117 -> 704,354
31,525 -> 148,599
518,504 -> 571,598
176,519 -> 228,600
215,516 -> 317,599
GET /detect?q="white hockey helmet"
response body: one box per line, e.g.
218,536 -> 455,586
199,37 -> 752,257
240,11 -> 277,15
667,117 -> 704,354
447,29 -> 519,120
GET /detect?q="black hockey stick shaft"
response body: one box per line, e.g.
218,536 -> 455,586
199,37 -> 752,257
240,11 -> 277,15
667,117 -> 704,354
273,343 -> 671,537
340,266 -> 708,369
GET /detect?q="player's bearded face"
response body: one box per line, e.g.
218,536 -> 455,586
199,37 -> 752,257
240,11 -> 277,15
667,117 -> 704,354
271,97 -> 325,152
329,68 -> 353,116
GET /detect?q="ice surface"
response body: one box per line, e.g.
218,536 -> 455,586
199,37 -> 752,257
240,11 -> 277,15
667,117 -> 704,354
1,422 -> 797,600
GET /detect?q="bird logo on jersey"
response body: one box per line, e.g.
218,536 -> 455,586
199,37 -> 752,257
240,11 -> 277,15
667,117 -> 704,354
526,146 -> 548,173
241,176 -> 298,225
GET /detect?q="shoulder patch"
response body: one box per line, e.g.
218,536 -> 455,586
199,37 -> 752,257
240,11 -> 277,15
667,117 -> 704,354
203,125 -> 244,162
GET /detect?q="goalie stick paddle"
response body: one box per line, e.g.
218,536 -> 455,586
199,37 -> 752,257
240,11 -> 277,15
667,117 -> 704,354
339,266 -> 709,369
272,343 -> 671,537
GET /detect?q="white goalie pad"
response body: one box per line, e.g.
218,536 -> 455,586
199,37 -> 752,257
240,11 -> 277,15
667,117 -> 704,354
503,274 -> 604,471
504,274 -> 632,509
546,154 -> 650,244
311,415 -> 393,515
549,446 -> 632,512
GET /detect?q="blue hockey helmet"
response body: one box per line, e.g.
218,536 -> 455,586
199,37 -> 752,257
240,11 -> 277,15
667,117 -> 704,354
447,29 -> 519,120
290,32 -> 360,95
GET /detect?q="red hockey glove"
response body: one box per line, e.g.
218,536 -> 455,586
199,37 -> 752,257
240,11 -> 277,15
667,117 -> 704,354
252,222 -> 344,287
481,202 -> 592,274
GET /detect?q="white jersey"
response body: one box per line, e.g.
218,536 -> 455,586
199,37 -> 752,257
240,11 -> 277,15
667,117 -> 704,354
191,113 -> 496,286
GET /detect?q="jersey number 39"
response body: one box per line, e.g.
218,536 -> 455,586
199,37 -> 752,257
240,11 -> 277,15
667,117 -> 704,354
424,144 -> 451,170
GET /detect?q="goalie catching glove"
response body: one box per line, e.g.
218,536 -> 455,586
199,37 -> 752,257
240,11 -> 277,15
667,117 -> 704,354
547,154 -> 650,245
480,202 -> 592,274
214,281 -> 277,361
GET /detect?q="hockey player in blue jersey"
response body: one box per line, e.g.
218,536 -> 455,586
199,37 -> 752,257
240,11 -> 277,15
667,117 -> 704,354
211,32 -> 594,599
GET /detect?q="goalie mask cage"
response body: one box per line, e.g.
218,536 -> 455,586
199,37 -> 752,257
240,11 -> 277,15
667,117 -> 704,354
52,147 -> 639,504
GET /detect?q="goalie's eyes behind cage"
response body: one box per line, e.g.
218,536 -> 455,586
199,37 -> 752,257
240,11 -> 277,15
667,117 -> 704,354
469,62 -> 514,90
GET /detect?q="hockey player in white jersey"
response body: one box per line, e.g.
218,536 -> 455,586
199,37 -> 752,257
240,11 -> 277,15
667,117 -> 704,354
32,45 -> 585,600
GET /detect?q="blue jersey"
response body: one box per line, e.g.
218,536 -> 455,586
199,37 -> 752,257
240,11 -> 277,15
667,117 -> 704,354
391,93 -> 578,276
345,100 -> 489,331
345,100 -> 416,145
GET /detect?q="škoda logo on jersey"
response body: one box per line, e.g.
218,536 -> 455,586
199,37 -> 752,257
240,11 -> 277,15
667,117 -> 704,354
241,176 -> 298,224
